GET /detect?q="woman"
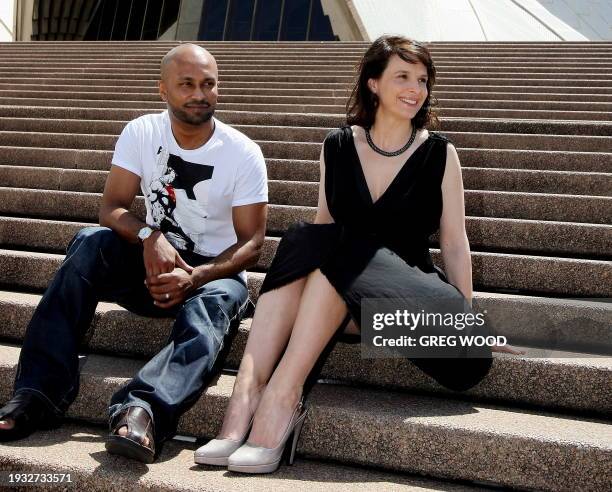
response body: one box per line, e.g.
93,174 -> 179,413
195,35 -> 522,474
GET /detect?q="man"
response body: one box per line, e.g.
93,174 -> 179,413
0,44 -> 268,464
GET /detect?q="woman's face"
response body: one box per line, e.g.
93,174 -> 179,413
368,54 -> 429,122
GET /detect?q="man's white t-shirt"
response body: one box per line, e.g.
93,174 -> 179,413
111,110 -> 268,283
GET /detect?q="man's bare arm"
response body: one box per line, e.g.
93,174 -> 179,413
99,165 -> 192,277
191,202 -> 267,288
146,201 -> 267,309
99,165 -> 146,243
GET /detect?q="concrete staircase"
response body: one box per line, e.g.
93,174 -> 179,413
0,41 -> 610,491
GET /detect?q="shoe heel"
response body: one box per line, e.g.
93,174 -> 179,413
286,408 -> 308,465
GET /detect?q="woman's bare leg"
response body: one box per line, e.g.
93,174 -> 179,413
216,277 -> 307,440
343,320 -> 360,335
247,269 -> 348,447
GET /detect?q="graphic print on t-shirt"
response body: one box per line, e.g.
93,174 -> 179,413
148,146 -> 214,253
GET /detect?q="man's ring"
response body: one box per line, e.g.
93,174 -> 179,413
165,293 -> 170,300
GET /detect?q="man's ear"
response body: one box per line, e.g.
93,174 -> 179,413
159,80 -> 167,102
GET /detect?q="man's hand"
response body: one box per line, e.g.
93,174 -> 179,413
143,231 -> 193,277
145,267 -> 197,309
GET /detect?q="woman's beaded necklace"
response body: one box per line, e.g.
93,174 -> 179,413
365,126 -> 417,157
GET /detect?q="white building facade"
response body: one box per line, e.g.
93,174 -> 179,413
343,0 -> 610,41
1,1 -> 16,42
1,0 -> 610,42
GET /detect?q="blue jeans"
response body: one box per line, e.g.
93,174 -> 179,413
14,226 -> 249,443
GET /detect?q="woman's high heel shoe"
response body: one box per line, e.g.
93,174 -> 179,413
227,399 -> 309,474
194,416 -> 254,466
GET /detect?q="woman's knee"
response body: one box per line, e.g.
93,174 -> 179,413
257,276 -> 306,304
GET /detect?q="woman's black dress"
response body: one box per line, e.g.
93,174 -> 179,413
260,126 -> 493,392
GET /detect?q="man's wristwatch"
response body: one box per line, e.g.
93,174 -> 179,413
137,226 -> 157,243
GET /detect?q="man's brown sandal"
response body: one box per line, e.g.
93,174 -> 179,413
105,406 -> 155,463
0,393 -> 61,442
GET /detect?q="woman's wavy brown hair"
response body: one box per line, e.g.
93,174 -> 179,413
346,35 -> 439,130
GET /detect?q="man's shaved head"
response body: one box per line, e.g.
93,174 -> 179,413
159,43 -> 219,126
160,43 -> 217,81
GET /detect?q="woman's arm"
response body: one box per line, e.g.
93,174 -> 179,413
439,142 -> 473,306
314,145 -> 335,224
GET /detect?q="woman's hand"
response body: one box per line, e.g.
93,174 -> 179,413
491,343 -> 527,355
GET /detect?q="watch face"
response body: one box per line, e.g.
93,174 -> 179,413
139,227 -> 152,240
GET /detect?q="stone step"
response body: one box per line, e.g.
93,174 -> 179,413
3,50 -> 612,60
263,157 -> 612,186
0,186 -> 612,259
6,57 -> 612,67
0,423 -> 467,492
9,102 -> 607,121
0,238 -> 608,297
1,204 -> 608,263
2,45 -> 611,54
3,160 -> 610,198
1,128 -> 610,155
442,109 -> 612,121
0,290 -> 610,415
2,40 -> 608,45
1,143 -> 609,174
3,61 -> 611,73
3,76 -> 611,95
1,40 -> 600,45
267,194 -> 610,227
1,113 -> 610,137
438,84 -> 612,94
5,54 -> 600,62
1,176 -> 610,226
4,62 -> 612,81
2,157 -> 611,201
439,91 -> 612,102
0,101 -> 608,121
4,58 -> 612,73
3,83 -> 612,103
6,88 -> 612,111
1,55 -> 610,64
4,52 -> 612,65
2,70 -> 611,88
1,43 -> 608,48
2,43 -> 609,49
435,98 -> 612,111
3,95 -> 611,115
41,49 -> 608,53
0,344 -> 609,491
268,162 -> 612,197
268,182 -> 612,222
0,247 -> 270,298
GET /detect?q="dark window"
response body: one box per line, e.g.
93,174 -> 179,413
226,0 -> 255,40
96,0 -> 117,40
252,0 -> 282,40
125,0 -> 143,40
196,0 -> 335,41
141,0 -> 163,40
199,0 -> 229,40
159,1 -> 182,37
82,0 -> 181,40
279,0 -> 310,41
308,0 -> 335,41
110,0 -> 131,40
